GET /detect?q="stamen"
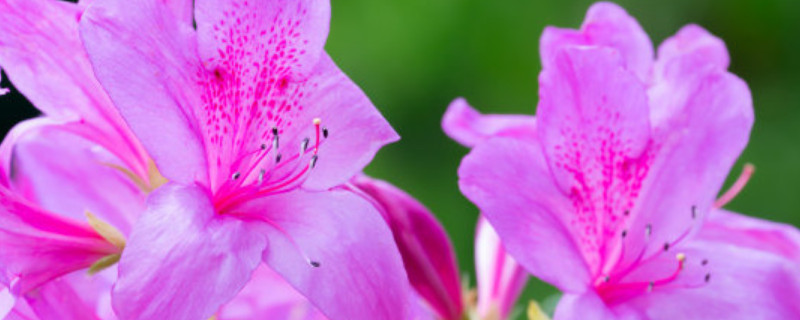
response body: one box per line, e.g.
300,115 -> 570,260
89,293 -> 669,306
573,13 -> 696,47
714,163 -> 755,208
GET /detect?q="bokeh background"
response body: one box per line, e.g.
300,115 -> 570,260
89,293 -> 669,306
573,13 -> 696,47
2,0 -> 799,317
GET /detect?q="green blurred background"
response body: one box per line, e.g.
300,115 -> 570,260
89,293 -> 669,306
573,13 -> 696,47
325,0 -> 800,316
0,0 -> 798,318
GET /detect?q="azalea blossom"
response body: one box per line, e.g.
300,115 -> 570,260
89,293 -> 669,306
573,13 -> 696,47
79,0 -> 412,318
455,2 -> 800,319
350,175 -> 529,320
0,0 -> 162,317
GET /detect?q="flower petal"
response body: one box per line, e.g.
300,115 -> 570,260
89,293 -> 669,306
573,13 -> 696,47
9,121 -> 144,234
617,239 -> 800,319
80,0 -> 208,184
0,188 -> 116,293
218,264 -> 327,320
624,45 -> 753,265
700,210 -> 800,264
195,0 -> 330,79
458,136 -> 591,293
554,292 -> 617,320
537,46 -> 651,271
290,54 -> 399,190
111,183 -> 267,320
442,98 -> 535,148
475,217 -> 527,320
351,175 -> 462,320
240,189 -> 413,320
540,2 -> 653,81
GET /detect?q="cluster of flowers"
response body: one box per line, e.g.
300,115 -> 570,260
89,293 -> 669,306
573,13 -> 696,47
0,0 -> 798,319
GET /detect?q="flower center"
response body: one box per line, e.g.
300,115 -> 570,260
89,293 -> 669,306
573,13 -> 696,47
212,118 -> 328,213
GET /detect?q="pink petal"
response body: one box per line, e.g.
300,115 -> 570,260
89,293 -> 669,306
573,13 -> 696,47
616,238 -> 800,319
0,0 -> 148,174
240,189 -> 414,320
350,175 -> 463,320
540,2 -> 653,81
475,217 -> 527,320
195,0 -> 330,79
458,135 -> 591,293
9,121 -> 144,234
554,292 -> 616,320
217,264 -> 327,320
285,55 -> 399,190
623,44 -> 753,266
80,0 -> 208,184
537,46 -> 651,272
111,183 -> 267,320
700,210 -> 800,264
22,276 -> 103,320
0,188 -> 116,293
442,98 -> 535,148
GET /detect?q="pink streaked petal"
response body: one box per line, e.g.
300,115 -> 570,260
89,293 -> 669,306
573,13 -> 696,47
10,121 -> 144,234
217,264 -> 327,320
617,239 -> 800,319
459,136 -> 591,293
0,0 -> 148,174
442,98 -> 536,148
239,189 -> 413,320
195,0 -> 330,80
0,188 -> 116,293
0,285 -> 14,319
475,217 -> 527,320
80,0 -> 208,184
655,25 -> 729,76
540,2 -> 653,81
624,57 -> 753,267
554,292 -> 618,320
537,46 -> 651,272
0,118 -> 62,190
700,210 -> 800,264
111,183 -> 266,320
350,175 -> 462,320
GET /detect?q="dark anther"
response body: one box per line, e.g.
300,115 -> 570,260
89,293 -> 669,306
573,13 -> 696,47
260,143 -> 267,150
272,135 -> 279,150
621,230 -> 628,238
624,210 -> 630,216
701,259 -> 708,266
272,127 -> 279,136
275,153 -> 282,163
301,137 -> 310,152
663,242 -> 670,251
691,205 -> 698,219
309,260 -> 321,268
645,224 -> 652,237
232,172 -> 241,180
704,273 -> 711,283
322,127 -> 329,138
310,155 -> 318,169
647,282 -> 654,292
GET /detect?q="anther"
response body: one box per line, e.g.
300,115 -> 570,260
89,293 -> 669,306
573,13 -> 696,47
322,127 -> 329,138
232,172 -> 241,180
272,127 -> 279,136
701,259 -> 708,266
272,135 -> 279,150
258,169 -> 266,183
704,273 -> 711,283
645,224 -> 652,238
621,230 -> 628,238
301,138 -> 310,152
647,282 -> 654,292
691,205 -> 697,219
309,260 -> 321,268
624,210 -> 630,216
260,143 -> 267,150
603,276 -> 610,283
663,242 -> 670,251
275,153 -> 282,163
310,155 -> 318,169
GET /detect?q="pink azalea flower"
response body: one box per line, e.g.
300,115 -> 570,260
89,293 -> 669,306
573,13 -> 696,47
454,2 -> 800,319
79,0 -> 411,318
350,175 -> 528,320
0,1 -> 158,315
